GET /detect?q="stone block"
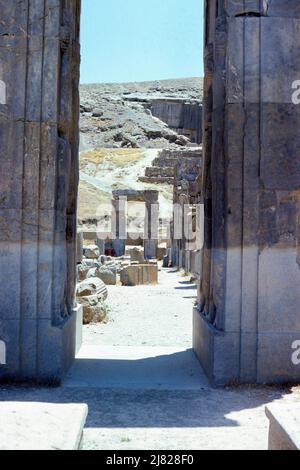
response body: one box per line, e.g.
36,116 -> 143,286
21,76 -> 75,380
266,403 -> 300,451
77,278 -> 108,301
258,248 -> 300,334
83,244 -> 100,259
120,265 -> 158,286
156,246 -> 167,261
126,246 -> 145,263
0,402 -> 88,450
78,296 -> 107,325
0,0 -> 81,382
95,266 -> 117,286
257,333 -> 300,384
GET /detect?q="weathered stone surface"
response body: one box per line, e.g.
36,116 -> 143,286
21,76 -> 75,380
77,278 -> 108,301
0,403 -> 88,450
126,246 -> 145,264
77,264 -> 90,282
76,232 -> 84,264
140,147 -> 202,186
169,147 -> 202,274
120,265 -> 158,286
82,259 -> 101,269
2,0 -> 300,387
266,403 -> 300,451
94,266 -> 117,286
156,245 -> 167,261
78,296 -> 107,325
76,279 -> 108,324
83,244 -> 100,259
194,1 -> 300,385
113,190 -> 159,260
0,0 -> 81,382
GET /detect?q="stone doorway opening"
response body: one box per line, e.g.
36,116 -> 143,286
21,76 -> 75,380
72,2 -> 205,389
1,1 -> 300,388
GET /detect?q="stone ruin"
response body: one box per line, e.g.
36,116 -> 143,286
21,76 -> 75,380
0,0 -> 300,386
139,147 -> 202,185
147,98 -> 202,144
168,149 -> 203,275
75,231 -> 159,320
112,189 -> 159,260
74,188 -> 162,304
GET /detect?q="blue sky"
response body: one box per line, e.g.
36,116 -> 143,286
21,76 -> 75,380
80,0 -> 204,84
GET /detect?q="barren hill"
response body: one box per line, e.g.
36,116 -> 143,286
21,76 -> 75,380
80,77 -> 203,151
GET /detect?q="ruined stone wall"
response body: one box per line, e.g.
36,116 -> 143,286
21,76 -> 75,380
0,0 -> 81,381
194,0 -> 300,384
150,100 -> 203,144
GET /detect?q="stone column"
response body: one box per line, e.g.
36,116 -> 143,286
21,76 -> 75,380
144,192 -> 159,260
0,0 -> 81,382
194,0 -> 300,385
112,197 -> 126,257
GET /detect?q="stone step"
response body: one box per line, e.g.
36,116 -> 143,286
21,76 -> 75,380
152,157 -> 181,167
145,166 -> 175,178
139,176 -> 174,184
0,403 -> 88,450
63,346 -> 209,390
266,403 -> 300,450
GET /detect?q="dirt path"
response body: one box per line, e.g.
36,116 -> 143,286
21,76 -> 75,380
83,267 -> 196,347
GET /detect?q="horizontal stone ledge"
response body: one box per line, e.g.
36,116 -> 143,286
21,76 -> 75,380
266,403 -> 300,450
0,402 -> 88,450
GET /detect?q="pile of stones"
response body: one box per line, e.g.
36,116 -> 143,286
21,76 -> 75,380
77,278 -> 108,325
76,244 -> 132,324
76,243 -> 161,323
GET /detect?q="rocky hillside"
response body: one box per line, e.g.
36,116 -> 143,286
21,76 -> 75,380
78,148 -> 174,228
80,77 -> 203,151
78,78 -> 203,229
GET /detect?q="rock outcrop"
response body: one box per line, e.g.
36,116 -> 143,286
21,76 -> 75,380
80,78 -> 203,151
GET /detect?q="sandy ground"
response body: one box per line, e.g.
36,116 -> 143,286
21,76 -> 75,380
83,267 -> 195,348
0,268 -> 299,450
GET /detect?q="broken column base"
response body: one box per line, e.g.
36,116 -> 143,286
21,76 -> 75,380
120,264 -> 158,286
193,308 -> 300,386
0,305 -> 82,385
193,308 -> 239,386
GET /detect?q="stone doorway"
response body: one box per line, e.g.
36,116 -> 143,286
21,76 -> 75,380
0,1 -> 300,386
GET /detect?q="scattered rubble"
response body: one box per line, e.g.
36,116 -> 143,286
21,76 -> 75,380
76,278 -> 108,324
76,242 -> 160,322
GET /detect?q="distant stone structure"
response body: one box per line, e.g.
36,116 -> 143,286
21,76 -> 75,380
112,190 -> 159,259
170,150 -> 202,273
139,147 -> 202,185
149,99 -> 202,144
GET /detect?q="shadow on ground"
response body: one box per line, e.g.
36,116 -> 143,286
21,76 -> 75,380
0,377 -> 292,430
